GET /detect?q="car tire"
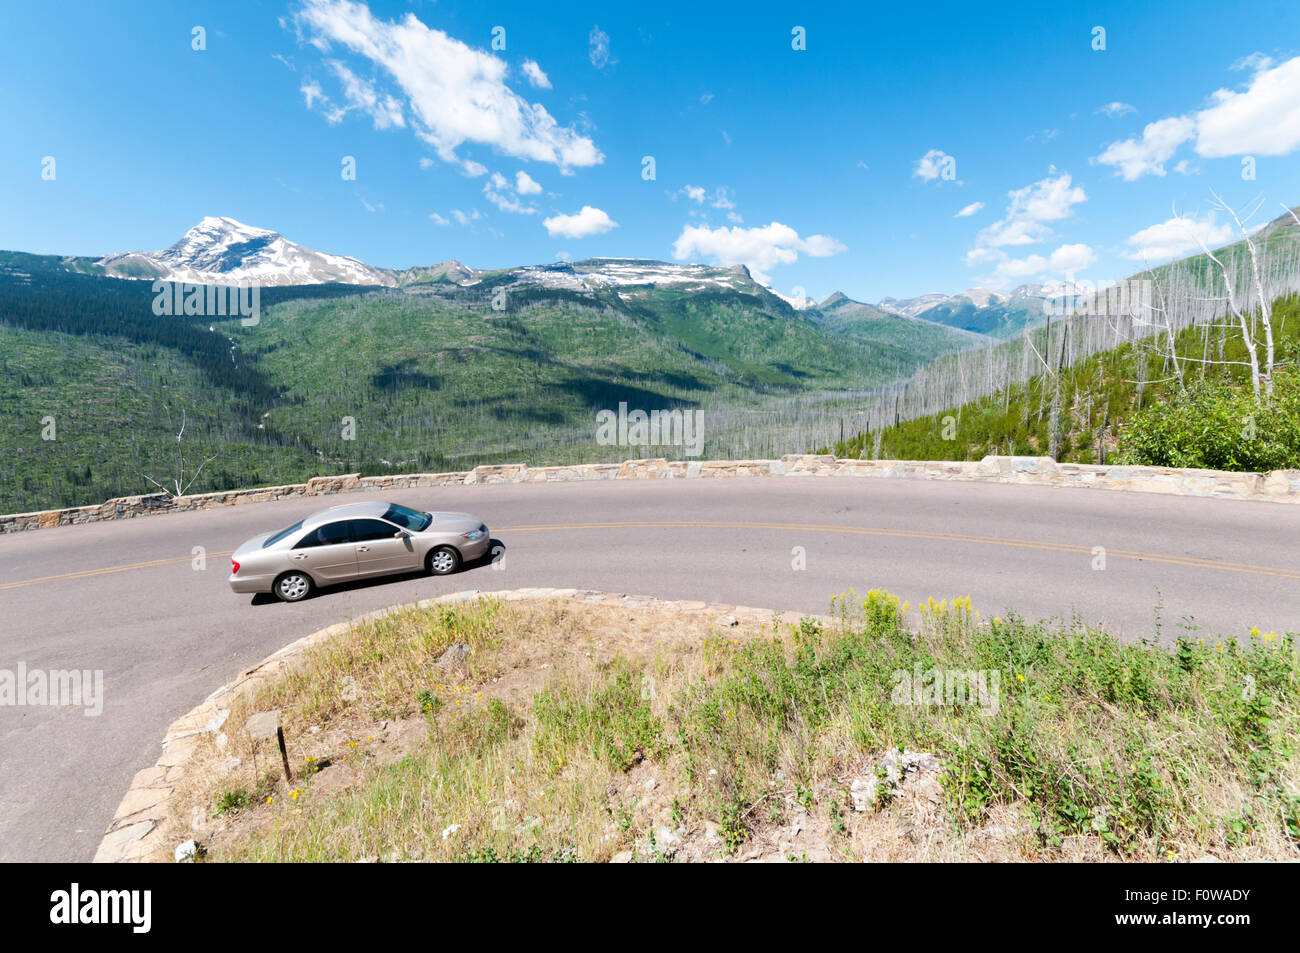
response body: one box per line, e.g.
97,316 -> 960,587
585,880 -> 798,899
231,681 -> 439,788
273,571 -> 315,602
426,545 -> 461,576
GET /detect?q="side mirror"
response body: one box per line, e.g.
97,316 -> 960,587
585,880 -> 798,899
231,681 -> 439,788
394,530 -> 410,539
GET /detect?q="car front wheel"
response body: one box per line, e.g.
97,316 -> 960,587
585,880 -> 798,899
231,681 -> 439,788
426,545 -> 461,576
274,571 -> 314,602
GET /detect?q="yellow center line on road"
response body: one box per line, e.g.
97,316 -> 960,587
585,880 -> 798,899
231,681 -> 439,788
1,520 -> 1295,591
0,550 -> 237,591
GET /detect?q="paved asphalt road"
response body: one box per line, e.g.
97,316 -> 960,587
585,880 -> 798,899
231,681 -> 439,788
2,477 -> 1297,862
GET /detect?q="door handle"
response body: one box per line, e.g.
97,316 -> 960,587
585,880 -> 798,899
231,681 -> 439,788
357,546 -> 370,552
293,553 -> 308,560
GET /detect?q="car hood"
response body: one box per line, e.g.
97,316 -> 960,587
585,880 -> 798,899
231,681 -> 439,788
427,512 -> 483,533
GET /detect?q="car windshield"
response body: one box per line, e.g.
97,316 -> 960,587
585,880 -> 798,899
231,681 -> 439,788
383,504 -> 432,532
263,520 -> 304,547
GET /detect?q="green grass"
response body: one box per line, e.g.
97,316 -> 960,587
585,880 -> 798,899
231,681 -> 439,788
210,594 -> 1299,862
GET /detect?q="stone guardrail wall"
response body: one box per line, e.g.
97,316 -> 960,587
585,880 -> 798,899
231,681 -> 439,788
94,586 -> 827,863
6,454 -> 1300,534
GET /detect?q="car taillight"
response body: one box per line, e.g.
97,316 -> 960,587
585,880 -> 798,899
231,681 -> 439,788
231,558 -> 240,575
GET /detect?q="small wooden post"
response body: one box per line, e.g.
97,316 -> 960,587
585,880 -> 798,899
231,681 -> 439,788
277,726 -> 292,783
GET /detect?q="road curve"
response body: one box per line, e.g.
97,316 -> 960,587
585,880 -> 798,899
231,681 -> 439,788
2,477 -> 1297,862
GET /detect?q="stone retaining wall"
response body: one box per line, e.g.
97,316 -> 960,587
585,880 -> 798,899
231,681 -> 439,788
93,587 -> 826,863
8,455 -> 1300,534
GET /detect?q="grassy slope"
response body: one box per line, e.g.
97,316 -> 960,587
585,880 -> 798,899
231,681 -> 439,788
194,594 -> 1298,862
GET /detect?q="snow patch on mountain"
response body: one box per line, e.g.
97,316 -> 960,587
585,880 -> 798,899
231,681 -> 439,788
876,284 -> 1055,317
96,216 -> 396,287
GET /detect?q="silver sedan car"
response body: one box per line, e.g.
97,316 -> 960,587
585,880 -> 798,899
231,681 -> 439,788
228,502 -> 491,602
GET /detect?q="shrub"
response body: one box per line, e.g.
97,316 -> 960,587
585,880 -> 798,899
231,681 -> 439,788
1118,369 -> 1300,471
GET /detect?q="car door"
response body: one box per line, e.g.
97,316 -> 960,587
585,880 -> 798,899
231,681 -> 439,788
287,520 -> 358,582
348,518 -> 422,577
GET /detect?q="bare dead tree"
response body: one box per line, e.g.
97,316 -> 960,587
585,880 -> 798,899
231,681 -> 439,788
1186,204 -> 1263,400
1212,190 -> 1275,394
139,405 -> 218,497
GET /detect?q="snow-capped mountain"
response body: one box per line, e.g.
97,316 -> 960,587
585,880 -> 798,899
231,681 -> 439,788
878,287 -> 1013,317
505,258 -> 762,295
96,216 -> 397,287
90,219 -> 775,298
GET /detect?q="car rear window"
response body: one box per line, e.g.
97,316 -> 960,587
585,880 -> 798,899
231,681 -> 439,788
263,520 -> 303,547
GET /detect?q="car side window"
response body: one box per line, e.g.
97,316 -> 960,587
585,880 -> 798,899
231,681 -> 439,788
349,519 -> 399,542
292,521 -> 352,548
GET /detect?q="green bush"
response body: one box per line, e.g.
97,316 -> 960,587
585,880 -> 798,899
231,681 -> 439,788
1118,369 -> 1300,471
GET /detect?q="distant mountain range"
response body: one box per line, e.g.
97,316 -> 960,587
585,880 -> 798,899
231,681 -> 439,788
0,220 -> 994,512
872,285 -> 1059,339
52,215 -> 1055,340
72,216 -> 781,297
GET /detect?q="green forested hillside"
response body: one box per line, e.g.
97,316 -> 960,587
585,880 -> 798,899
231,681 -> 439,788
0,256 -> 973,512
826,296 -> 1300,466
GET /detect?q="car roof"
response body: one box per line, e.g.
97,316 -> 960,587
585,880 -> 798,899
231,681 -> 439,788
302,501 -> 392,529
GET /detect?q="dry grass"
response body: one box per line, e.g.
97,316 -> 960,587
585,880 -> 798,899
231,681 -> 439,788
170,593 -> 1300,863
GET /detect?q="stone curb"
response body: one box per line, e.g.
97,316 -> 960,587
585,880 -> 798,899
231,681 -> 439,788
92,587 -> 828,863
8,454 -> 1300,534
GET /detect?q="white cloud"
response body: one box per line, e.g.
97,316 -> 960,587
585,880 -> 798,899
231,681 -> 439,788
976,244 -> 1096,288
483,170 -> 539,214
954,201 -> 984,218
678,185 -> 706,204
965,172 -> 1089,288
1094,116 -> 1195,180
976,171 -> 1087,248
432,209 -> 481,227
912,149 -> 954,182
328,60 -> 405,129
709,186 -> 736,210
520,59 -> 551,89
543,206 -> 617,238
292,0 -> 602,171
1122,213 -> 1234,262
418,157 -> 434,169
514,170 -> 542,194
301,80 -> 327,111
1095,56 -> 1300,178
589,26 -> 613,70
1196,56 -> 1300,157
1095,101 -> 1137,118
1048,243 -> 1096,273
671,222 -> 845,285
1231,52 -> 1276,72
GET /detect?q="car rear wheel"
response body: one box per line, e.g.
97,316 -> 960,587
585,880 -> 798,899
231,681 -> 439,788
274,571 -> 314,602
426,545 -> 461,576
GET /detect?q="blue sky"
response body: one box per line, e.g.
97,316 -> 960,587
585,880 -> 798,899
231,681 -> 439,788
3,0 -> 1299,302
